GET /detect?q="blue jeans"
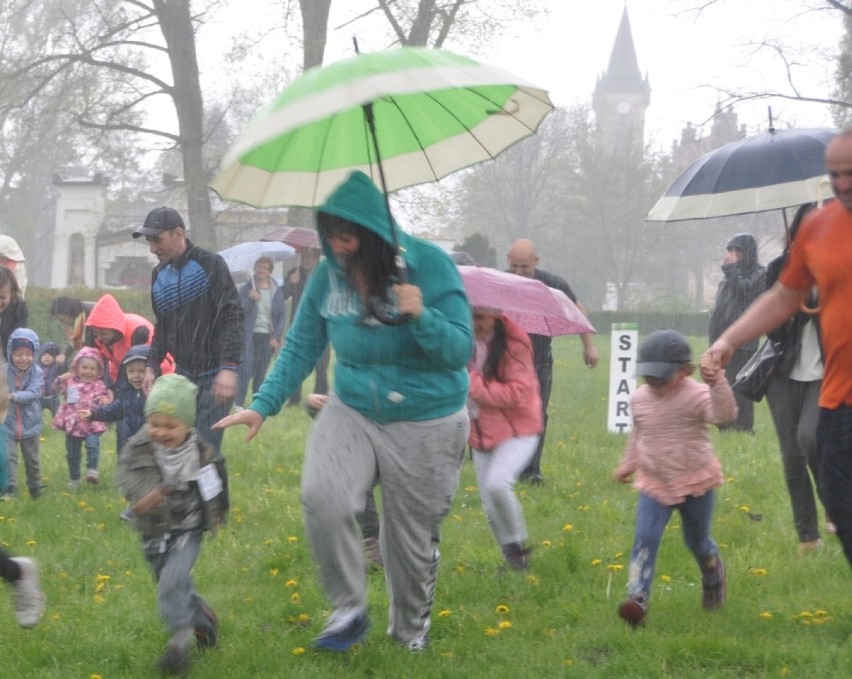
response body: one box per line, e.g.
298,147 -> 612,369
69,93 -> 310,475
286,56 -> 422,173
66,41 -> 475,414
817,406 -> 852,570
626,491 -> 720,599
65,434 -> 100,482
179,370 -> 233,454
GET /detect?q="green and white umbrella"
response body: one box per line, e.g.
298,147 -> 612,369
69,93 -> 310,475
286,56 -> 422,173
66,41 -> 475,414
210,46 -> 553,208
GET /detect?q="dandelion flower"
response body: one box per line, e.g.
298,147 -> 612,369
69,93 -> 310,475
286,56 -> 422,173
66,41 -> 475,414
93,594 -> 105,604
759,611 -> 773,619
526,574 -> 539,586
287,536 -> 298,543
495,604 -> 510,614
439,609 -> 452,618
264,538 -> 274,546
484,626 -> 500,637
297,613 -> 311,624
270,568 -> 280,577
498,621 -> 512,630
291,592 -> 301,604
292,647 -> 306,656
563,659 -> 574,667
562,524 -> 573,532
26,540 -> 36,547
591,558 -> 602,566
285,579 -> 299,588
750,567 -> 768,576
455,565 -> 465,575
464,485 -> 477,492
90,674 -> 103,679
540,540 -> 552,548
661,575 -> 672,582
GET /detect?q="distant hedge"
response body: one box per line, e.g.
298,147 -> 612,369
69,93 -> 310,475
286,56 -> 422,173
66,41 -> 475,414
586,311 -> 710,338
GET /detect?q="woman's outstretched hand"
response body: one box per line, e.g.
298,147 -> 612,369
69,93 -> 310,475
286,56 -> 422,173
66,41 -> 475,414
213,408 -> 264,442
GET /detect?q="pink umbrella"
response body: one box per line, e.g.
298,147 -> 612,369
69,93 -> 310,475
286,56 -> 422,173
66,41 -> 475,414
458,266 -> 595,337
261,226 -> 321,250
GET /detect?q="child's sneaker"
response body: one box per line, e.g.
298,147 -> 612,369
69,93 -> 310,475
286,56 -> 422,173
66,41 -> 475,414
618,593 -> 648,628
194,603 -> 219,650
404,633 -> 429,652
158,629 -> 194,675
501,542 -> 532,571
312,612 -> 370,652
10,557 -> 46,628
702,555 -> 726,611
120,506 -> 135,521
67,480 -> 80,491
86,468 -> 99,484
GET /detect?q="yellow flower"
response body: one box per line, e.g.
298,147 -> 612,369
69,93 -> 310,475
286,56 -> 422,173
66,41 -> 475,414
759,611 -> 773,619
526,574 -> 539,586
495,604 -> 510,614
297,613 -> 311,623
439,609 -> 453,618
606,564 -> 623,572
97,574 -> 111,581
78,501 -> 88,509
464,485 -> 477,492
287,536 -> 298,543
750,567 -> 768,576
97,523 -> 106,531
453,514 -> 463,522
498,620 -> 512,630
264,538 -> 274,546
798,611 -> 813,618
540,540 -> 552,548
562,524 -> 573,532
292,647 -> 306,656
563,659 -> 574,667
285,579 -> 299,588
26,539 -> 36,547
660,574 -> 672,582
291,592 -> 301,604
484,626 -> 500,637
93,594 -> 105,604
739,505 -> 750,513
455,565 -> 465,575
90,674 -> 104,679
591,558 -> 602,566
270,568 -> 280,577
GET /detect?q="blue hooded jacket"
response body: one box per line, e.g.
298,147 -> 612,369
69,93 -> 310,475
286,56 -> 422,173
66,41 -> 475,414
251,171 -> 473,424
4,328 -> 44,439
89,344 -> 149,451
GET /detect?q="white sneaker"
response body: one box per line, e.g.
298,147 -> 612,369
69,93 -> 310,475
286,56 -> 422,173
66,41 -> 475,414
86,469 -> 99,484
11,557 -> 46,628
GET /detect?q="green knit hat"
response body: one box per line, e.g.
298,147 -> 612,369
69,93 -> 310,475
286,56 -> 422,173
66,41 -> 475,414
144,374 -> 198,427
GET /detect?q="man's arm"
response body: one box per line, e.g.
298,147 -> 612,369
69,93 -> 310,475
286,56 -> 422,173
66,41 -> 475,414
703,282 -> 804,376
575,300 -> 599,368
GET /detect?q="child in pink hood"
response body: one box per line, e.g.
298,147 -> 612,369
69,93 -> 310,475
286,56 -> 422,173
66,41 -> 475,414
614,329 -> 736,628
53,347 -> 111,488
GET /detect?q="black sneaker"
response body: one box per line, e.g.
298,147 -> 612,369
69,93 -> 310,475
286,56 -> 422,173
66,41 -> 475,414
194,603 -> 219,649
157,630 -> 193,676
501,542 -> 532,571
312,612 -> 370,652
702,555 -> 726,611
618,593 -> 648,628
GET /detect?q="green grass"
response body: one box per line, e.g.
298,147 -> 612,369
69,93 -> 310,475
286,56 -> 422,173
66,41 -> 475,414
3,336 -> 850,678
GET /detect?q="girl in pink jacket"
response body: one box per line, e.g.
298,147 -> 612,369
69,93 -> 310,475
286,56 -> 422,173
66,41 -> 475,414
614,329 -> 736,627
53,347 -> 111,487
468,310 -> 543,570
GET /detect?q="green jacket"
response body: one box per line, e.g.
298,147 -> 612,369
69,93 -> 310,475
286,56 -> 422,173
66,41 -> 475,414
251,171 -> 473,424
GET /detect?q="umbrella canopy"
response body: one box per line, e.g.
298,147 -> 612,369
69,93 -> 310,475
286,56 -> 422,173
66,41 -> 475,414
647,127 -> 838,222
210,46 -> 553,208
218,241 -> 295,280
261,226 -> 321,250
458,266 -> 595,337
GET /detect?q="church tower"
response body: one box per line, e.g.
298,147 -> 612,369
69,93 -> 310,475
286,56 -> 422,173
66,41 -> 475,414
592,5 -> 651,155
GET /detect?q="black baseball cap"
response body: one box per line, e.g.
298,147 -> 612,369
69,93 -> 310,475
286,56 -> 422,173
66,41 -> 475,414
133,206 -> 185,238
636,329 -> 691,380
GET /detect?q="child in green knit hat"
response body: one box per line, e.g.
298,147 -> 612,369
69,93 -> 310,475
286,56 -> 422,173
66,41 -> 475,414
116,374 -> 229,676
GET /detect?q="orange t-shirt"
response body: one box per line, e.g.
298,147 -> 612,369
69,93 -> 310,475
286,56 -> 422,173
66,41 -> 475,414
779,200 -> 852,408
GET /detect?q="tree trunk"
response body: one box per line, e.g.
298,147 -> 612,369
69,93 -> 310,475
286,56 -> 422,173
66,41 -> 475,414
154,0 -> 215,249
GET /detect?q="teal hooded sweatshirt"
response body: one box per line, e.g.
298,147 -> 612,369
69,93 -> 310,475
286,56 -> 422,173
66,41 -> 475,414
251,171 -> 473,424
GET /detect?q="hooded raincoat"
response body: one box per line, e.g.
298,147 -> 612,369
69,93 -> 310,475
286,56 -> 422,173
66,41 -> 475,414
53,347 -> 110,437
85,294 -> 154,383
3,328 -> 44,440
251,171 -> 473,424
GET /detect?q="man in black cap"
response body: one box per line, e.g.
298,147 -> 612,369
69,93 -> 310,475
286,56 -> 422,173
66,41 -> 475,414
133,206 -> 243,453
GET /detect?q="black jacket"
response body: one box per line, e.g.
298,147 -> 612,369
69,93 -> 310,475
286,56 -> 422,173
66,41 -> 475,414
0,298 -> 27,362
148,241 -> 243,377
708,234 -> 765,351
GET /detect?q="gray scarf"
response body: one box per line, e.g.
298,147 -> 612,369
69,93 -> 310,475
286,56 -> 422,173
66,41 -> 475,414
154,429 -> 200,490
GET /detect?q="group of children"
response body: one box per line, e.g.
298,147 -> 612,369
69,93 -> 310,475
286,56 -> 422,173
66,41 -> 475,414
3,330 -> 151,496
6,332 -> 228,675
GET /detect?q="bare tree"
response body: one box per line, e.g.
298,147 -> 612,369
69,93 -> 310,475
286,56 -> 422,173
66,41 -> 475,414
2,0 -> 219,247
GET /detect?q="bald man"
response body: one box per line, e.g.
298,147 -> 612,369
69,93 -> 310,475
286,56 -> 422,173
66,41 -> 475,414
703,129 -> 852,570
507,239 -> 599,484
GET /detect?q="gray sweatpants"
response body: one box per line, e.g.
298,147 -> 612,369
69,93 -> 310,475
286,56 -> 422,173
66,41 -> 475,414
301,396 -> 469,643
6,435 -> 41,497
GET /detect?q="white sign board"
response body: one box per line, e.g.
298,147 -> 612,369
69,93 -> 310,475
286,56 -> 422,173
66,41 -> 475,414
608,323 -> 638,433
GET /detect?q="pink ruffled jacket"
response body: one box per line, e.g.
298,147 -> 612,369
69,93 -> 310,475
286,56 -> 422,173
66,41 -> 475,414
616,372 -> 737,505
52,347 -> 111,437
467,315 -> 543,451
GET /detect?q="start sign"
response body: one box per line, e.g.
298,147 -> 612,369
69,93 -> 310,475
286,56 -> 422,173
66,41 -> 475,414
608,323 -> 638,433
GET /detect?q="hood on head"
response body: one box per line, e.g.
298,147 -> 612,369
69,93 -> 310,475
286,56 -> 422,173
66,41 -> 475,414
71,346 -> 105,378
317,170 -> 405,261
7,327 -> 39,360
85,294 -> 126,335
725,233 -> 759,269
40,341 -> 60,357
